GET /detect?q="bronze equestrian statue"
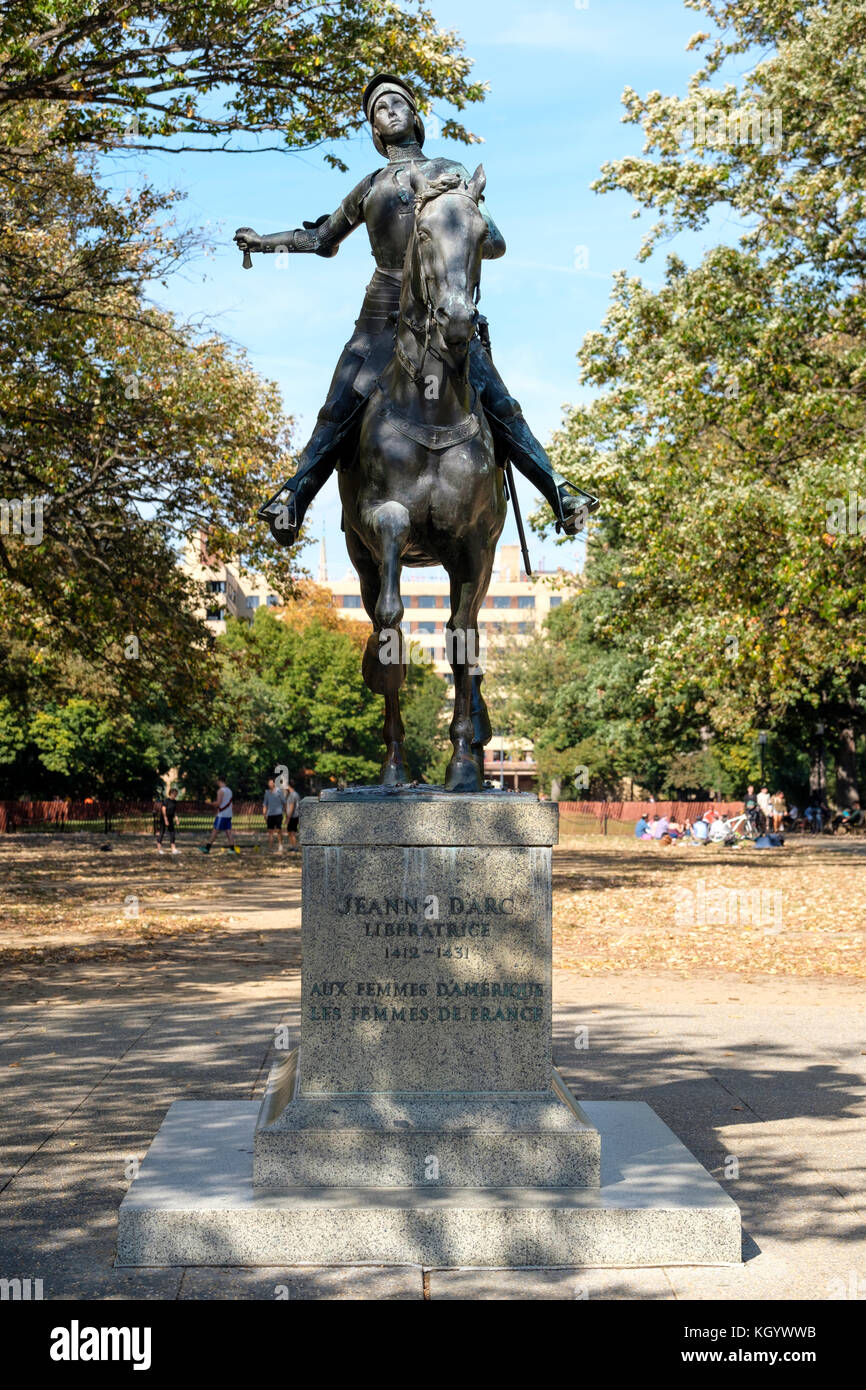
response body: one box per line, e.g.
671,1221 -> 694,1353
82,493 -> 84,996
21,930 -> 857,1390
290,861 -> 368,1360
235,74 -> 599,790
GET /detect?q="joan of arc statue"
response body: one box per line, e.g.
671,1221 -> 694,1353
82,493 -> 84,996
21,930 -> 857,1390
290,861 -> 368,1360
234,74 -> 598,546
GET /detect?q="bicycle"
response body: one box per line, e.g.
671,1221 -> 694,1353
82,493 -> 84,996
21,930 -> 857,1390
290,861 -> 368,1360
728,811 -> 759,840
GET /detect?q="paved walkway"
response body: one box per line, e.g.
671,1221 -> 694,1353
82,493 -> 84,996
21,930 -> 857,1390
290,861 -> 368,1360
1,889 -> 864,1300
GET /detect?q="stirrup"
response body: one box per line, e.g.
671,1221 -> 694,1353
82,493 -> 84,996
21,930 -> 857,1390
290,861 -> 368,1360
257,475 -> 301,524
554,481 -> 600,535
258,484 -> 301,546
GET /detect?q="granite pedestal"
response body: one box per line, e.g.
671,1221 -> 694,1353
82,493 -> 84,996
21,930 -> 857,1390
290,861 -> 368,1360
118,790 -> 741,1268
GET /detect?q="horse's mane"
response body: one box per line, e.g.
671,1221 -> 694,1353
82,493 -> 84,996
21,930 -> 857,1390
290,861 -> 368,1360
413,170 -> 465,211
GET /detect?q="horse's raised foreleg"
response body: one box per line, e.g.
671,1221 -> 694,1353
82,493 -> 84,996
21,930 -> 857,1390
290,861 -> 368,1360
361,501 -> 411,786
444,549 -> 494,792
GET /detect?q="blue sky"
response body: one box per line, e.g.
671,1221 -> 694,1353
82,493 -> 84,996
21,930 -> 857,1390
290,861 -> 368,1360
110,0 -> 727,576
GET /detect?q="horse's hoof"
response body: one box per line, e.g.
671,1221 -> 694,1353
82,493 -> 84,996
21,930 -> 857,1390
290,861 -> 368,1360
381,760 -> 409,788
445,754 -> 482,793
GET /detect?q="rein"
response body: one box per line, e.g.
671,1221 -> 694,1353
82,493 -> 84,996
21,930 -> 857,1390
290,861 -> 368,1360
397,188 -> 483,385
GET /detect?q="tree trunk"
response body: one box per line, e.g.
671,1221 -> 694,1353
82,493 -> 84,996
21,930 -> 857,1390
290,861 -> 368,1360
835,725 -> 861,809
809,749 -> 823,799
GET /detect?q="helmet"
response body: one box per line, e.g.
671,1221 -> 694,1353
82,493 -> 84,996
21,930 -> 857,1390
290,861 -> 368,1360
362,73 -> 427,157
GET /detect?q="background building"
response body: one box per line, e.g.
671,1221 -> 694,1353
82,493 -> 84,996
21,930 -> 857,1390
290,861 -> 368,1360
322,543 -> 576,791
182,535 -> 283,633
183,534 -> 577,792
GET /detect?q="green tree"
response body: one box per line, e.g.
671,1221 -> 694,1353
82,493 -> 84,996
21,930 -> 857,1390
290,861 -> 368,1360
179,605 -> 447,793
0,109 -> 297,718
0,1 -> 483,162
28,697 -> 173,798
538,0 -> 866,806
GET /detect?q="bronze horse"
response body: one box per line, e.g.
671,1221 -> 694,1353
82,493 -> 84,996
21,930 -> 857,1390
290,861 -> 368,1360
339,163 -> 506,792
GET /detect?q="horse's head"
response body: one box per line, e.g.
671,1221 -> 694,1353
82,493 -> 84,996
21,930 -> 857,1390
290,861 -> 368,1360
407,163 -> 488,357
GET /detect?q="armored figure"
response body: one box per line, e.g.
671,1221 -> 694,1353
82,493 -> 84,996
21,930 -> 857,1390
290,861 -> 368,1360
235,74 -> 598,547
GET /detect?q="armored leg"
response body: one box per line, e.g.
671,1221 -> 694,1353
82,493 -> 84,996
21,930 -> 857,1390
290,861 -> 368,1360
469,340 -> 599,535
259,346 -> 367,547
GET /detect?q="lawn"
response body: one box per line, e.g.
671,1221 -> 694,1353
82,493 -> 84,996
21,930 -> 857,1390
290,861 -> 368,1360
0,832 -> 863,981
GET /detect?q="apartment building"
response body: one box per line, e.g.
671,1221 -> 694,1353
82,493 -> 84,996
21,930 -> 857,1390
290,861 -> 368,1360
183,534 -> 577,792
182,535 -> 283,632
323,543 -> 576,791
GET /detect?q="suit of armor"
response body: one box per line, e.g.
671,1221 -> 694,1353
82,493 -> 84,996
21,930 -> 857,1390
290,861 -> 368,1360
237,79 -> 597,545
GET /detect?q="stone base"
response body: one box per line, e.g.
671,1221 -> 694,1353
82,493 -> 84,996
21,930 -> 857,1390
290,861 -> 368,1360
117,1101 -> 741,1268
254,1052 -> 601,1189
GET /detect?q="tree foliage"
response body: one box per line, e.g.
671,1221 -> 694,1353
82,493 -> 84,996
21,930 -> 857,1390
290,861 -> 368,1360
0,1 -> 484,163
0,108 -> 299,725
525,0 -> 866,803
179,599 -> 448,796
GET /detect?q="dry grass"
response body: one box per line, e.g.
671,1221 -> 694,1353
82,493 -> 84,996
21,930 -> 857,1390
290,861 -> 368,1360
553,837 -> 866,979
0,833 -> 299,961
1,830 -> 864,982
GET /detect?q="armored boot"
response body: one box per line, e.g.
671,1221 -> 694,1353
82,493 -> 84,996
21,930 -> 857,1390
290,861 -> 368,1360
491,409 -> 600,535
259,439 -> 337,548
470,341 -> 599,535
259,348 -> 368,547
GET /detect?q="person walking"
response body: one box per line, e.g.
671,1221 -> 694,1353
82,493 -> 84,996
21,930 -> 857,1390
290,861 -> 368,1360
285,781 -> 301,850
200,776 -> 239,854
155,786 -> 180,855
263,777 -> 287,852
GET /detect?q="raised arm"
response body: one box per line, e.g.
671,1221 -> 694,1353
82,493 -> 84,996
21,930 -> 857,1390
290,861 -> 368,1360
234,173 -> 374,261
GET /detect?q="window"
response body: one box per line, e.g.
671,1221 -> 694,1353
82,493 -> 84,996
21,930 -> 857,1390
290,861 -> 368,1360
205,580 -> 226,594
246,595 -> 260,610
549,596 -> 563,608
518,595 -> 535,609
416,594 -> 437,608
266,595 -> 280,607
416,621 -> 436,633
492,595 -> 511,609
341,595 -> 362,608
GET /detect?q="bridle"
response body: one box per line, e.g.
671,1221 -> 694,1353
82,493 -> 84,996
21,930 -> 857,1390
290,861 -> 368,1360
397,187 -> 483,384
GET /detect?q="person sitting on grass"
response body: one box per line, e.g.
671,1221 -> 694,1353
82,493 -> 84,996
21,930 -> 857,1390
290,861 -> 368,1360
200,775 -> 239,855
635,814 -> 650,839
709,814 -> 735,845
691,816 -> 710,843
